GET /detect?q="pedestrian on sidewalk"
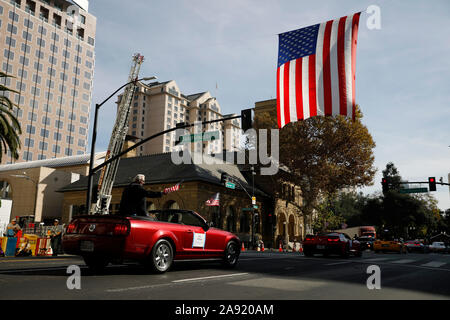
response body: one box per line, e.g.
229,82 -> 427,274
6,219 -> 21,237
49,219 -> 63,256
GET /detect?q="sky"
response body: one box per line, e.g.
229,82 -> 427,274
86,0 -> 450,210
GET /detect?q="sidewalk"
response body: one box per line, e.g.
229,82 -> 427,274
0,254 -> 77,261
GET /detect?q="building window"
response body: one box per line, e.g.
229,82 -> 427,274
23,151 -> 33,161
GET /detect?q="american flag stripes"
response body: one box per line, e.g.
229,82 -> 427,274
164,181 -> 182,194
277,13 -> 361,128
205,193 -> 220,206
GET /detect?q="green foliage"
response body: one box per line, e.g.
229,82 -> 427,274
0,72 -> 22,161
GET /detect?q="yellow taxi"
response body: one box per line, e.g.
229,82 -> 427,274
373,238 -> 406,253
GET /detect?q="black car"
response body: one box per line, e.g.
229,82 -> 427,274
357,236 -> 375,250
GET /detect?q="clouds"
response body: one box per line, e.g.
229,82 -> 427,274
87,0 -> 450,209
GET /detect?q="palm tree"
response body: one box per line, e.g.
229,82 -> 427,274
0,72 -> 22,162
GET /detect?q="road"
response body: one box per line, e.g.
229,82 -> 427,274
1,250 -> 450,300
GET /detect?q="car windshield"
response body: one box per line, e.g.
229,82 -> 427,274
148,210 -> 206,227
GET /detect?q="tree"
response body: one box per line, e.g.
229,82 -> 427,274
254,106 -> 376,224
382,162 -> 402,193
0,72 -> 22,161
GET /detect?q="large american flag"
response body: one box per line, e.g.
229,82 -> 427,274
205,193 -> 220,206
277,13 -> 361,128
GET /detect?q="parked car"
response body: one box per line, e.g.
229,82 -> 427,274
373,238 -> 406,254
63,209 -> 241,273
357,236 -> 375,250
302,232 -> 362,258
429,242 -> 447,253
405,240 -> 428,253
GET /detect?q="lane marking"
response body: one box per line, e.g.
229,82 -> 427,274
172,273 -> 249,283
420,261 -> 447,268
325,261 -> 353,266
106,273 -> 250,293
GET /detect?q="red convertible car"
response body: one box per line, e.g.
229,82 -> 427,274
62,209 -> 241,273
302,232 -> 362,258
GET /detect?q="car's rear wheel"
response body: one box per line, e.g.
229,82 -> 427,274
222,241 -> 240,268
83,256 -> 109,273
151,239 -> 173,273
341,245 -> 350,258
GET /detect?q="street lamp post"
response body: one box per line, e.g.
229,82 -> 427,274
85,76 -> 156,213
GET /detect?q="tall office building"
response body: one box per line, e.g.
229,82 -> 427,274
0,0 -> 96,164
122,80 -> 241,156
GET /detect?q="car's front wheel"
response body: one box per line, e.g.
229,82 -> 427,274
151,239 -> 174,273
222,241 -> 240,268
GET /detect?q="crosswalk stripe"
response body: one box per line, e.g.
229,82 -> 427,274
420,261 -> 447,268
390,259 -> 416,264
363,258 -> 392,262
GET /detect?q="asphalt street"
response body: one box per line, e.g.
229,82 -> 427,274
1,250 -> 450,300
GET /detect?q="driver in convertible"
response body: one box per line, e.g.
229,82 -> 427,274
119,174 -> 168,217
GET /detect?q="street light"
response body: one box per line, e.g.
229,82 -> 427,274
86,76 -> 157,212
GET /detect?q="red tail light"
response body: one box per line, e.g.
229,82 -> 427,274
305,237 -> 313,241
114,224 -> 129,236
66,222 -> 77,234
327,238 -> 339,242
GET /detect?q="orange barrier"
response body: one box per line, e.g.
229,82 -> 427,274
36,238 -> 51,256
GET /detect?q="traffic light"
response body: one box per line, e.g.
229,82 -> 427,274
428,177 -> 437,192
100,196 -> 108,210
220,172 -> 227,185
241,109 -> 252,131
382,178 -> 389,193
254,212 -> 260,225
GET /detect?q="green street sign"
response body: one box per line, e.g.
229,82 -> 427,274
399,188 -> 428,194
225,182 -> 235,189
242,208 -> 253,211
253,205 -> 259,209
179,131 -> 220,144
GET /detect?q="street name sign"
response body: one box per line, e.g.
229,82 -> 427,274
179,131 -> 220,144
399,188 -> 428,194
225,182 -> 236,189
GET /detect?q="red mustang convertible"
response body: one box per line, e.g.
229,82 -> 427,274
62,209 -> 241,273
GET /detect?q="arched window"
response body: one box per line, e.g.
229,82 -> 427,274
225,206 -> 236,232
164,200 -> 179,210
0,181 -> 12,199
147,202 -> 156,211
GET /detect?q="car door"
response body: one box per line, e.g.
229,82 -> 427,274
180,211 -> 208,258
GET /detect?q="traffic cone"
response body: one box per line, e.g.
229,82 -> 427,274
241,242 -> 245,252
279,243 -> 283,252
292,245 -> 296,252
261,243 -> 265,252
299,245 -> 303,254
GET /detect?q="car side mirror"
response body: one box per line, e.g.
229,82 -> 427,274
208,221 -> 214,228
202,221 -> 210,231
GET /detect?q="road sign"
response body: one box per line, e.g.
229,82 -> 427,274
179,131 -> 220,144
242,208 -> 253,211
399,188 -> 428,194
253,205 -> 259,209
225,182 -> 235,189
